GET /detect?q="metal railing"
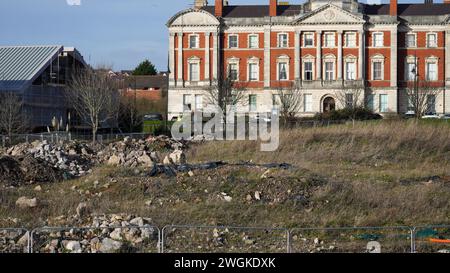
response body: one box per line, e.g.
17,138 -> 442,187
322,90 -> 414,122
1,225 -> 449,253
161,225 -> 289,253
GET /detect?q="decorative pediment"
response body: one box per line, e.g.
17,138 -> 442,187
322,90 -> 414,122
167,9 -> 220,27
293,4 -> 365,25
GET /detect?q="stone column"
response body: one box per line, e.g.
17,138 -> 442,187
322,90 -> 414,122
205,32 -> 210,83
358,30 -> 364,80
169,32 -> 175,86
337,30 -> 343,80
390,30 -> 398,87
294,31 -> 301,80
212,32 -> 218,80
264,26 -> 271,87
316,30 -> 322,80
177,32 -> 183,87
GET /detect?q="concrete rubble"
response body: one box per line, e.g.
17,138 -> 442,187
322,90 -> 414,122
0,135 -> 186,187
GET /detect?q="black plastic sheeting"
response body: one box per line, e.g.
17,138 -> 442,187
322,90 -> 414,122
149,161 -> 292,177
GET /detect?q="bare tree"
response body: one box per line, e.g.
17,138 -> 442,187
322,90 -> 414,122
66,68 -> 120,142
335,81 -> 366,124
274,81 -> 303,125
204,74 -> 248,121
0,92 -> 28,137
118,91 -> 142,133
406,79 -> 440,119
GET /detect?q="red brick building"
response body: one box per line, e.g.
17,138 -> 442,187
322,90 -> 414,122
167,0 -> 450,119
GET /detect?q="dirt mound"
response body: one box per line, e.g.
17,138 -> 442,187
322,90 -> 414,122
0,155 -> 64,187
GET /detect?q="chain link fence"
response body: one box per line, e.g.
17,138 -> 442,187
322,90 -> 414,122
1,132 -> 154,147
30,226 -> 160,253
289,226 -> 413,253
161,225 -> 289,253
1,225 -> 450,253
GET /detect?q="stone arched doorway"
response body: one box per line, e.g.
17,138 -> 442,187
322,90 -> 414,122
323,97 -> 336,113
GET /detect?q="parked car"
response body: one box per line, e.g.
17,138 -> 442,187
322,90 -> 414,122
403,111 -> 416,119
421,113 -> 440,119
143,113 -> 163,121
440,114 -> 450,120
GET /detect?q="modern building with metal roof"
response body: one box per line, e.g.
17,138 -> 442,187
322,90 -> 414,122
0,45 -> 87,130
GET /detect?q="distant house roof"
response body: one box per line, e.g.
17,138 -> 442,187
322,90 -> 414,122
0,45 -> 86,91
200,4 -> 450,18
124,75 -> 168,90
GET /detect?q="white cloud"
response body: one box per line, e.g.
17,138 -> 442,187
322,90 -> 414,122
66,0 -> 81,6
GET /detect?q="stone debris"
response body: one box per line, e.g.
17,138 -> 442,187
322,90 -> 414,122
1,135 -> 186,187
30,213 -> 158,253
15,197 -> 38,209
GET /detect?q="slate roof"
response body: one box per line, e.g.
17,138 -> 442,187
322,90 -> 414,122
200,4 -> 450,18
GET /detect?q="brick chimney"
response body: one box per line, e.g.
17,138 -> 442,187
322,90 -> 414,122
390,0 -> 397,16
215,0 -> 223,17
270,0 -> 278,17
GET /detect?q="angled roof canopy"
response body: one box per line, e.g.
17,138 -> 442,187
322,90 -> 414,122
0,45 -> 86,91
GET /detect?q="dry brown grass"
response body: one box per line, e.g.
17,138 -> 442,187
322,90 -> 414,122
1,120 -> 449,229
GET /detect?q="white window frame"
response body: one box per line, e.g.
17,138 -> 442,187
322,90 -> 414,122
304,94 -> 313,112
302,55 -> 315,81
248,34 -> 259,49
426,32 -> 438,48
425,56 -> 439,81
344,56 -> 357,81
227,57 -> 240,81
276,55 -> 290,81
228,34 -> 239,49
372,32 -> 384,47
322,54 -> 336,81
379,94 -> 388,113
247,57 -> 260,81
183,94 -> 192,111
249,94 -> 257,112
278,33 -> 289,48
405,33 -> 417,48
324,32 -> 336,48
303,32 -> 315,47
405,56 -> 417,81
189,34 -> 199,49
195,95 -> 203,110
187,56 -> 201,82
345,32 -> 356,48
371,54 -> 385,81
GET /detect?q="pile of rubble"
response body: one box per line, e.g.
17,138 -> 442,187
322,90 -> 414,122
33,214 -> 159,253
5,140 -> 93,178
99,136 -> 186,167
0,229 -> 28,253
0,135 -> 187,186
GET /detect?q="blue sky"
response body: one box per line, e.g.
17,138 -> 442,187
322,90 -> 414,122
0,0 -> 438,71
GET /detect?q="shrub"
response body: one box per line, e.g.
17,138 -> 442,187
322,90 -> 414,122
314,107 -> 382,121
